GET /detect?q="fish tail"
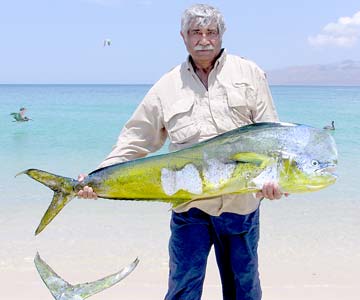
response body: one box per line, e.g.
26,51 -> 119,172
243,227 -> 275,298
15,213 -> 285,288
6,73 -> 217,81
16,169 -> 76,235
35,252 -> 139,300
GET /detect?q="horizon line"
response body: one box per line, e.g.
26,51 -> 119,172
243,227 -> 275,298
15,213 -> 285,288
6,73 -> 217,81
1,83 -> 360,88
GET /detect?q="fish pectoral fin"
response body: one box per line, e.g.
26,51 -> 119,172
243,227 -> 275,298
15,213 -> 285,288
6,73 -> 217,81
230,152 -> 272,168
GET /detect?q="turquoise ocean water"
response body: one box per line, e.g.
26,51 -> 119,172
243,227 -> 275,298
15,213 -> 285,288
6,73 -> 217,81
1,84 -> 359,199
0,85 -> 359,299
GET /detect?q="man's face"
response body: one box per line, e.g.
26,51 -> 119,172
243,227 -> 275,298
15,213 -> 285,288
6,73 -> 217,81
181,21 -> 222,65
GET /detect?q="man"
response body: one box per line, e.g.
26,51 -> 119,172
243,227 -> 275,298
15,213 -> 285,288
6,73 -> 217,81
79,4 -> 284,300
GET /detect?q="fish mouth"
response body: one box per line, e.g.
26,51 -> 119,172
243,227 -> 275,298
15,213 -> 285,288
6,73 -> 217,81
316,165 -> 337,178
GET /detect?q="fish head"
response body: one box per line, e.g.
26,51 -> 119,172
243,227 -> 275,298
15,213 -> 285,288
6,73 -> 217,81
279,154 -> 337,193
279,128 -> 338,193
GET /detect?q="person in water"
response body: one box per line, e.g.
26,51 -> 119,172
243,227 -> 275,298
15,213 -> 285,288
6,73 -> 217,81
10,107 -> 31,122
78,4 -> 287,299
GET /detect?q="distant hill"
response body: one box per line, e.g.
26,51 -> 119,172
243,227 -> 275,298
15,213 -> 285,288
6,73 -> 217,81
267,60 -> 360,86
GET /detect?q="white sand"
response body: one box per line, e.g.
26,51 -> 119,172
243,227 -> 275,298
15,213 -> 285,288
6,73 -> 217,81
1,192 -> 359,299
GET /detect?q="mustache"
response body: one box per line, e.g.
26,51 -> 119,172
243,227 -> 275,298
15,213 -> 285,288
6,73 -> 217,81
193,45 -> 215,51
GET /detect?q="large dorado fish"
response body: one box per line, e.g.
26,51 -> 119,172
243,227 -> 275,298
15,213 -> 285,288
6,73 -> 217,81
19,122 -> 337,235
34,252 -> 138,300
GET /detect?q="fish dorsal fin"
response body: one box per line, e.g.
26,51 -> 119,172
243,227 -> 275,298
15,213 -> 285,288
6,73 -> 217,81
230,152 -> 272,168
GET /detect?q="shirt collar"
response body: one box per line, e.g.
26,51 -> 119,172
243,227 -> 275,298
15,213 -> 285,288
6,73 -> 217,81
186,48 -> 227,72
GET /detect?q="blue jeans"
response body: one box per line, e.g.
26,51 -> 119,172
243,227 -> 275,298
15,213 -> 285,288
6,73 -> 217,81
165,207 -> 261,300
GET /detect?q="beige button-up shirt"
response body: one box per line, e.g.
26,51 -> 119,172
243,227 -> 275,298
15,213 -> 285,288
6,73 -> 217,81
98,50 -> 279,216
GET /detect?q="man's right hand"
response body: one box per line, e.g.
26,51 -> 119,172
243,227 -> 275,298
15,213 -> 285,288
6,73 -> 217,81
77,174 -> 98,199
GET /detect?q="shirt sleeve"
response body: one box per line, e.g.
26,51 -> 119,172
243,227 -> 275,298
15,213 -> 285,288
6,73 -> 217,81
252,69 -> 279,123
97,89 -> 167,169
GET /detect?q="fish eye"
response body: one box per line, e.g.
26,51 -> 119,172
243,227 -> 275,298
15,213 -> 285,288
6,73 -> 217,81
311,160 -> 319,166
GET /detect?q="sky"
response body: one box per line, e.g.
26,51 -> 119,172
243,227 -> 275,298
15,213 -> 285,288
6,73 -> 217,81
1,0 -> 360,84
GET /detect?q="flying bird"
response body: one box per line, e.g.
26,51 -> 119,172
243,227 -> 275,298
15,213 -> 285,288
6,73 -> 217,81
103,39 -> 111,47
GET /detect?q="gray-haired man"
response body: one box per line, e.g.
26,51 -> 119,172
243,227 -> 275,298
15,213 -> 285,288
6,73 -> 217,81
79,4 -> 284,299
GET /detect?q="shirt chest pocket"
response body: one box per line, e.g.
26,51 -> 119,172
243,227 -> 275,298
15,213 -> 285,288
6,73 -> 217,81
163,97 -> 200,144
226,82 -> 257,125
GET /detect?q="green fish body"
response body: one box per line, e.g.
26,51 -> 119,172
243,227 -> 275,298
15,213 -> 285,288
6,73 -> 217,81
19,122 -> 338,235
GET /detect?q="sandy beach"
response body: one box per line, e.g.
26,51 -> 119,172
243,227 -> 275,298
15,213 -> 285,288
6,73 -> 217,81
1,192 -> 359,300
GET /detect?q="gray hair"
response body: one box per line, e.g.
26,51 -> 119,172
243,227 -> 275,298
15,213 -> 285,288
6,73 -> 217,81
181,4 -> 226,37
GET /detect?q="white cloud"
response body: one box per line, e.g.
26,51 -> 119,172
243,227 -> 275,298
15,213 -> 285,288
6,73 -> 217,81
308,11 -> 360,47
